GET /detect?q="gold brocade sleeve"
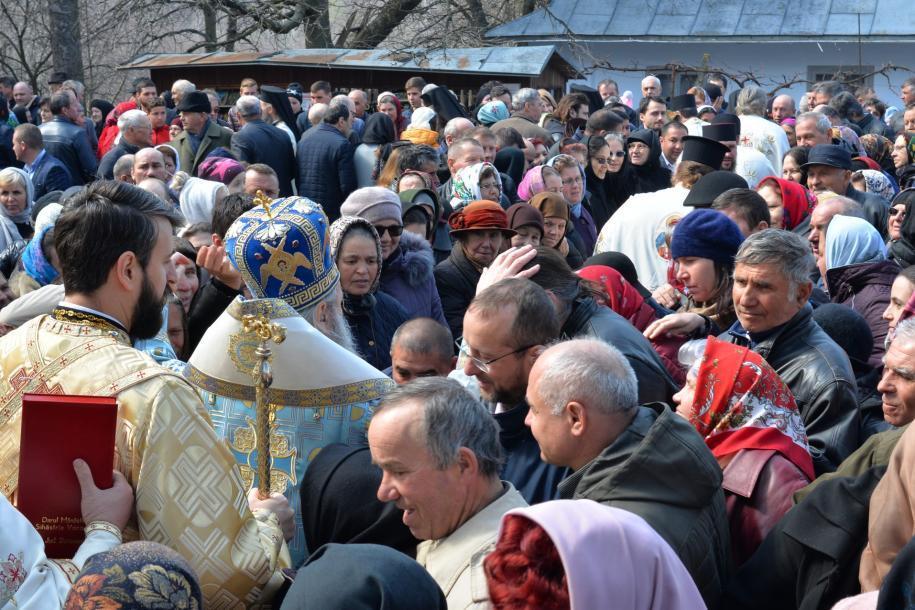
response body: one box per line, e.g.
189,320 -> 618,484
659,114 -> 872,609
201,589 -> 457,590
122,376 -> 288,608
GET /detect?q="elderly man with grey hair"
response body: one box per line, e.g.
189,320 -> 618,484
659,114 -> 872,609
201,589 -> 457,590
97,109 -> 152,179
795,111 -> 832,149
369,376 -> 526,609
525,337 -> 729,607
170,79 -> 196,105
641,74 -> 661,98
723,228 -> 860,474
735,84 -> 790,174
490,87 -> 551,142
230,94 -> 296,197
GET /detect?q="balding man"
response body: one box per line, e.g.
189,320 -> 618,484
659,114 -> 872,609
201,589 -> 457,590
438,137 -> 483,203
389,318 -> 456,384
137,177 -> 169,202
170,79 -> 196,106
770,94 -> 796,124
231,95 -> 295,197
11,81 -> 39,125
348,89 -> 368,119
13,123 -> 72,198
641,75 -> 661,98
442,117 -> 474,151
131,148 -> 168,184
526,338 -> 729,607
112,154 -> 134,183
98,110 -> 152,179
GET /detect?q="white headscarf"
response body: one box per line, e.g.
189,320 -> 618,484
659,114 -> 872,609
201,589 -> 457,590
178,177 -> 226,226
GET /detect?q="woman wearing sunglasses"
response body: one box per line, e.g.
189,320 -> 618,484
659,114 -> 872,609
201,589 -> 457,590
585,134 -> 634,230
340,187 -> 445,326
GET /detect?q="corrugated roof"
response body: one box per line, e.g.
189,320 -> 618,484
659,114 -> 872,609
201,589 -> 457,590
486,0 -> 915,41
120,46 -> 581,77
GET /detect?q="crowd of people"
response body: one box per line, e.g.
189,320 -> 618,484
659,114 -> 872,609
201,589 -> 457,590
3,67 -> 915,609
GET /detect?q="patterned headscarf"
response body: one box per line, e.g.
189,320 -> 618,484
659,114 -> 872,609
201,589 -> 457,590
835,125 -> 866,157
64,541 -> 202,609
577,265 -> 657,332
687,336 -> 815,480
858,169 -> 898,202
860,134 -> 894,167
328,216 -> 383,293
450,162 -> 501,211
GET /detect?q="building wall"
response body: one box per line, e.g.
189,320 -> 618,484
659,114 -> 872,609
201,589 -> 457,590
561,40 -> 914,108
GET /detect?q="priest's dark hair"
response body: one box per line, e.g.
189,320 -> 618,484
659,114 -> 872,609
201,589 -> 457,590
55,180 -> 183,295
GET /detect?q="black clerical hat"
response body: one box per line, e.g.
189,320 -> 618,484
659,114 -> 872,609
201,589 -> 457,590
683,171 -> 750,207
680,136 -> 729,170
669,94 -> 697,111
703,122 -> 739,142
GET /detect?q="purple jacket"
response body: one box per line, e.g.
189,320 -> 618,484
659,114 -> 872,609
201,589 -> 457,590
825,259 -> 899,368
379,231 -> 446,326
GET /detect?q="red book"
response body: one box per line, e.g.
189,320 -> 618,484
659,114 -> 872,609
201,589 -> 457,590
17,393 -> 118,558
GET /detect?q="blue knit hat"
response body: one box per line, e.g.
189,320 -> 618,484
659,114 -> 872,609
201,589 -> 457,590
670,209 -> 744,264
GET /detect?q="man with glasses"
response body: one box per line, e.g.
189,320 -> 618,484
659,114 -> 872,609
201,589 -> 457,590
459,277 -> 567,504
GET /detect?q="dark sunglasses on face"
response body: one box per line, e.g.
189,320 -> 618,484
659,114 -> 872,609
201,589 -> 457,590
890,207 -> 906,217
374,225 -> 404,237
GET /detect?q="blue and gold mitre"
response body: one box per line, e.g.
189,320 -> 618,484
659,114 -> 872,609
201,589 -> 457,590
225,195 -> 339,310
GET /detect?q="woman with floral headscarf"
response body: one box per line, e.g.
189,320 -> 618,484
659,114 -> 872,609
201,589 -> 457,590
756,176 -> 817,236
673,336 -> 814,565
449,162 -> 502,211
852,169 -> 898,203
329,216 -> 409,370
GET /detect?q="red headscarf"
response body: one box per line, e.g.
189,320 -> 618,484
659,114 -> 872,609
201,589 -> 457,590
378,93 -> 406,137
757,176 -> 816,231
577,265 -> 657,332
854,156 -> 883,172
688,336 -> 815,481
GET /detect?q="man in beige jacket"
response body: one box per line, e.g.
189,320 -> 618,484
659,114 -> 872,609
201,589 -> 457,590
369,377 -> 527,609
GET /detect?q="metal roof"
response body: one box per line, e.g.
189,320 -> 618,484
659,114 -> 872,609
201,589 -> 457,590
486,0 -> 915,41
120,46 -> 580,77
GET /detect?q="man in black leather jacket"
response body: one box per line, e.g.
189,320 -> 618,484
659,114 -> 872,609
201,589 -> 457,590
38,92 -> 98,184
722,229 -> 860,475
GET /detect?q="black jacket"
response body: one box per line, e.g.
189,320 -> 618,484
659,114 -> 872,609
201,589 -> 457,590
723,465 -> 886,610
559,403 -> 731,609
0,124 -> 15,170
562,296 -> 678,403
28,150 -> 73,198
343,291 -> 409,371
97,140 -> 140,180
39,116 -> 98,184
295,123 -> 357,221
495,402 -> 568,505
723,305 -> 860,474
231,119 -> 297,197
433,242 -> 480,342
187,278 -> 243,354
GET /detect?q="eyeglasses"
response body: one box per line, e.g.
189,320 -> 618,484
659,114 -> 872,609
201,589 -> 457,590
561,176 -> 583,186
890,207 -> 907,217
456,340 -> 533,373
374,225 -> 404,237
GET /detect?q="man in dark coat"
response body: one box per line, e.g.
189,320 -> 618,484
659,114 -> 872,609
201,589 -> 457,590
170,91 -> 233,177
723,228 -> 860,474
295,98 -> 356,221
39,91 -> 97,184
460,279 -> 569,505
13,124 -> 73,198
230,95 -> 296,197
527,338 -> 730,609
97,109 -> 152,180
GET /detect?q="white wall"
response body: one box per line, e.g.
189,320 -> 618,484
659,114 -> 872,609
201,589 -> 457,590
561,40 -> 914,110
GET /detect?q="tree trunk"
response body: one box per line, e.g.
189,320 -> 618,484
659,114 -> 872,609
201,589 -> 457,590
344,0 -> 423,48
303,0 -> 332,48
47,0 -> 84,82
225,15 -> 238,51
203,3 -> 219,52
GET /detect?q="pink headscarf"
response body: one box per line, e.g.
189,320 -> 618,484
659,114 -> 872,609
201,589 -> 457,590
516,166 -> 548,201
500,500 -> 704,610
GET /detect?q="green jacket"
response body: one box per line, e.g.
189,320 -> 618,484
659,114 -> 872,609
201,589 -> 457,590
170,119 -> 233,177
559,402 -> 731,609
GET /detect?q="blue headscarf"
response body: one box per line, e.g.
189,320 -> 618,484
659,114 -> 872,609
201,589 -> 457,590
825,214 -> 887,270
476,100 -> 509,126
21,224 -> 58,285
